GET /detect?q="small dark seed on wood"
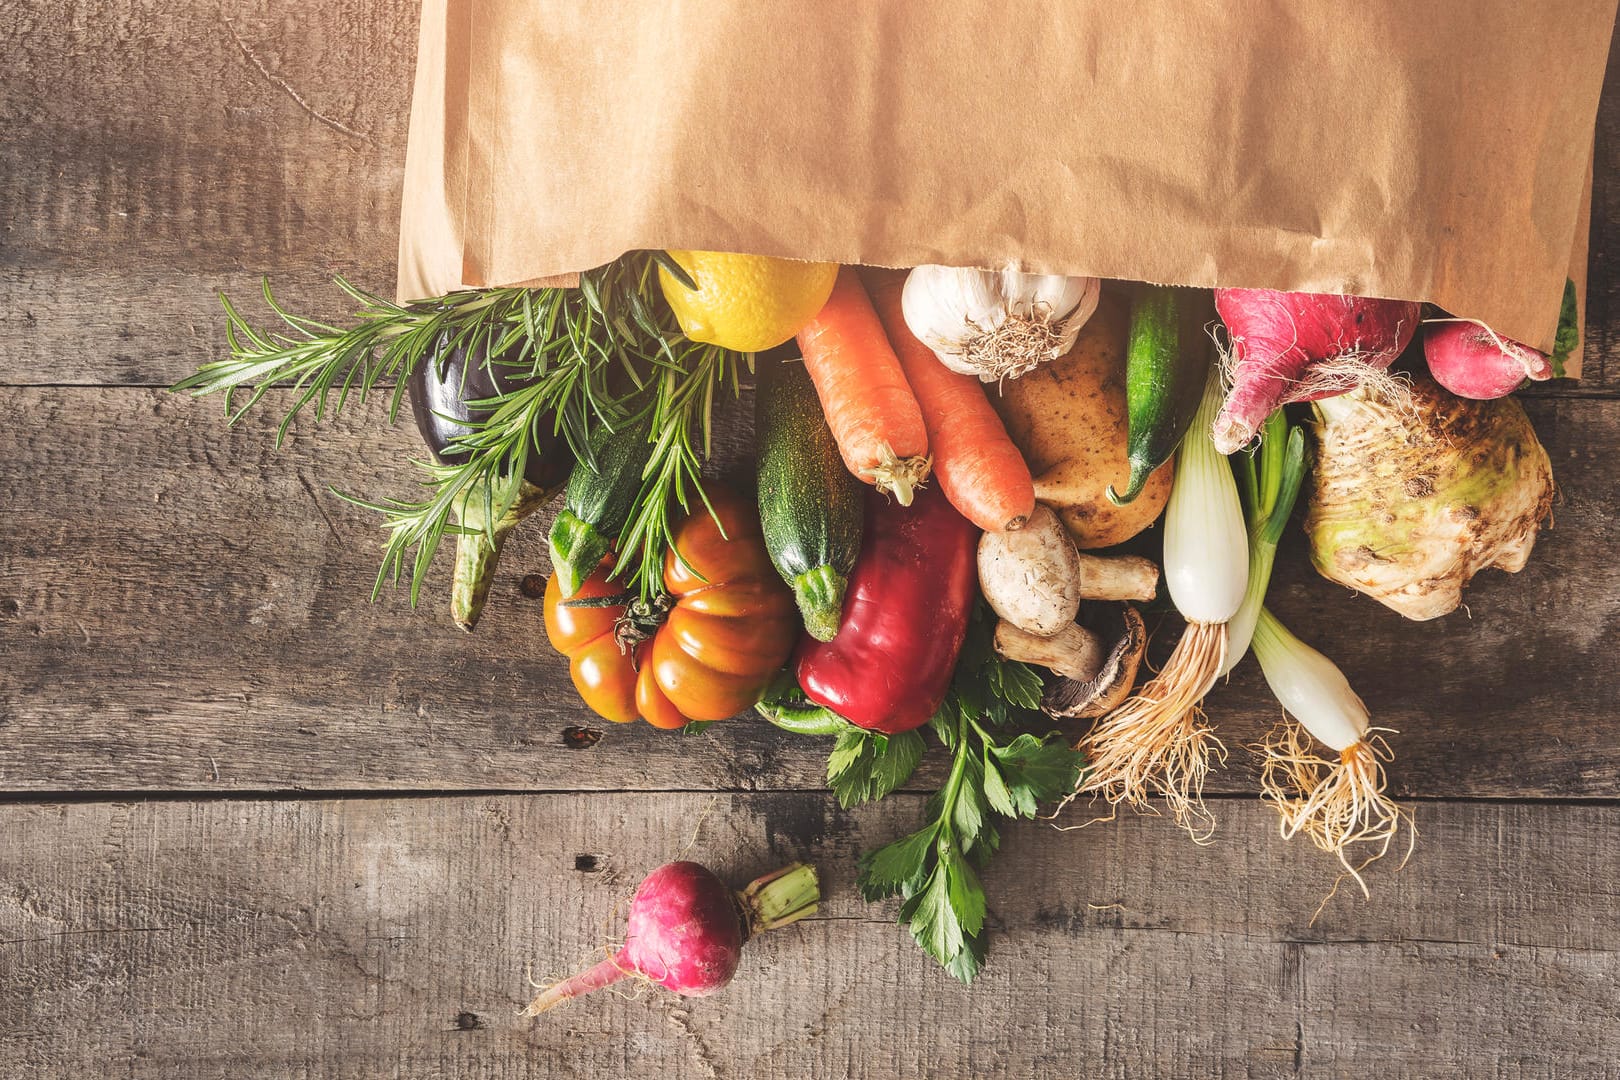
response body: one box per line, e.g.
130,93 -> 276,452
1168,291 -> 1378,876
519,574 -> 548,599
574,854 -> 600,872
561,726 -> 603,749
454,1011 -> 484,1031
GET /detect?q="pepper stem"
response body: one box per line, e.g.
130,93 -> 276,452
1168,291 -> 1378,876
736,862 -> 820,935
451,478 -> 552,631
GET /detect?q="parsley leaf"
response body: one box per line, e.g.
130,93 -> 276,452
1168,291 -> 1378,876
850,611 -> 1086,983
987,733 -> 1086,818
943,929 -> 990,984
858,823 -> 938,901
900,858 -> 963,961
827,728 -> 924,809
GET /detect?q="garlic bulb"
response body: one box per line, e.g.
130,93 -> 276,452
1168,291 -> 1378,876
901,265 -> 1101,382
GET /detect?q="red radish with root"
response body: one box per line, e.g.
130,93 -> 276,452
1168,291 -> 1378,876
522,861 -> 819,1015
1423,319 -> 1553,399
1212,288 -> 1421,454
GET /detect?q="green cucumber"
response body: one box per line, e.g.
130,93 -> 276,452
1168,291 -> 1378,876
547,410 -> 656,597
1109,284 -> 1210,505
756,357 -> 864,641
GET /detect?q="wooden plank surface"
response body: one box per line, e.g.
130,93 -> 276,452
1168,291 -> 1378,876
0,384 -> 1616,797
4,793 -> 1619,1080
0,0 -> 410,387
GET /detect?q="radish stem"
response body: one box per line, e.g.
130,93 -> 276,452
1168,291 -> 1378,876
739,862 -> 820,933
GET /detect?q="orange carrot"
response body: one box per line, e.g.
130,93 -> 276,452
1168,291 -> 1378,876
795,267 -> 932,505
863,268 -> 1036,532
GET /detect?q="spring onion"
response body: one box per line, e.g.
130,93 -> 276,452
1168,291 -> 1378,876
1073,364 -> 1247,840
1252,609 -> 1412,893
1227,410 -> 1413,890
1223,411 -> 1305,675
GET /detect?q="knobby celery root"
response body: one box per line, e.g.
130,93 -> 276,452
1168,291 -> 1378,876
1305,376 -> 1554,620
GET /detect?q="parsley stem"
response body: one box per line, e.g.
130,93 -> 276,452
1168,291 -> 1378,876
937,712 -> 974,843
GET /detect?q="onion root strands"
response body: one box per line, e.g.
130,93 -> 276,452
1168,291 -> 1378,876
1072,623 -> 1230,841
1072,365 -> 1246,839
1250,608 -> 1413,893
1256,722 -> 1414,896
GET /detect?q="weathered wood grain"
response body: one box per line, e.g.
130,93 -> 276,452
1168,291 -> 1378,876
0,0 -> 413,386
2,793 -> 1616,1080
2,2 -> 1619,391
2,386 -> 1616,797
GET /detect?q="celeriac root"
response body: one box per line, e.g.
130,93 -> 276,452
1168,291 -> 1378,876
1257,720 -> 1415,897
1276,351 -> 1412,410
1069,620 -> 1229,841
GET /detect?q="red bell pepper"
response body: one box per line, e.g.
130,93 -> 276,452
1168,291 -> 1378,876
795,486 -> 979,734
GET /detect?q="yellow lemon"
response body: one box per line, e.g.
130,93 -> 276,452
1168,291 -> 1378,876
659,250 -> 839,353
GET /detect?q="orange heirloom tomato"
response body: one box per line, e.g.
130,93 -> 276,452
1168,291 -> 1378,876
543,491 -> 798,729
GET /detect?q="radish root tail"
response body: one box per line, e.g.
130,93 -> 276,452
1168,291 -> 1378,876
521,953 -> 636,1017
1256,721 -> 1416,897
1067,620 -> 1229,842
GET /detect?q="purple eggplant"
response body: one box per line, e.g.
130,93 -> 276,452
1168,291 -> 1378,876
408,338 -> 571,630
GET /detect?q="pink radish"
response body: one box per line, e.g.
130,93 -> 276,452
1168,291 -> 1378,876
522,860 -> 819,1015
1424,320 -> 1553,399
1212,288 -> 1421,454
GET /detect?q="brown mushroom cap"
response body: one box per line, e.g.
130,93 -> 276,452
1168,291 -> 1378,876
1041,604 -> 1148,720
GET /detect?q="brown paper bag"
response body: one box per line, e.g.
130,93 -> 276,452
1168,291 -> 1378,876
401,0 -> 1612,370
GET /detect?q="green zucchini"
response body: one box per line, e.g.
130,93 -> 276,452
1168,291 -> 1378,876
547,410 -> 656,597
1108,284 -> 1210,505
756,357 -> 864,641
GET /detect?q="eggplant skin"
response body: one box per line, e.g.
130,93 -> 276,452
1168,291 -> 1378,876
407,336 -> 570,489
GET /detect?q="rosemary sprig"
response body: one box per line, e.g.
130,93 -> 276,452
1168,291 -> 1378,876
176,252 -> 747,610
174,279 -> 540,444
173,260 -> 671,456
613,342 -> 748,600
337,376 -> 565,605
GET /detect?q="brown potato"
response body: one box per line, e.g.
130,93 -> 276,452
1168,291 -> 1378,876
990,293 -> 1172,549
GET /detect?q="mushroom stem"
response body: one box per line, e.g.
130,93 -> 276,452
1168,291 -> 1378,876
993,621 -> 1105,681
1075,553 -> 1159,602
